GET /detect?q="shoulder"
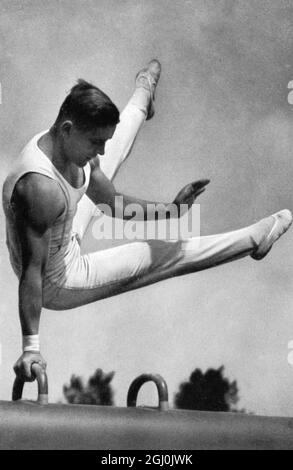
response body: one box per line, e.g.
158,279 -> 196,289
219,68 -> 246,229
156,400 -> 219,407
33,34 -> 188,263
13,173 -> 65,229
14,172 -> 64,205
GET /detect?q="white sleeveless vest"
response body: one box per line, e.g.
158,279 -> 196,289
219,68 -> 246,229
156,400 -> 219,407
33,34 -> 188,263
2,130 -> 91,286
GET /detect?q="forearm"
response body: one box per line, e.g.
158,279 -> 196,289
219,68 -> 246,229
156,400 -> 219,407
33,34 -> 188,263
14,268 -> 47,380
113,192 -> 180,221
18,268 -> 43,336
88,166 -> 209,221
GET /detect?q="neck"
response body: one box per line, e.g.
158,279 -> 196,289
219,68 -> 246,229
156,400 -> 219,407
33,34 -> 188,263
43,128 -> 84,189
48,127 -> 72,173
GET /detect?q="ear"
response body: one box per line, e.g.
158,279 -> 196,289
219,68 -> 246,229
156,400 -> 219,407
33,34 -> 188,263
60,120 -> 73,137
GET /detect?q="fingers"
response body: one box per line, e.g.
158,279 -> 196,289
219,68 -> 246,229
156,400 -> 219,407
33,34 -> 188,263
14,361 -> 34,381
174,178 -> 210,206
185,182 -> 208,199
194,187 -> 206,197
13,354 -> 46,382
184,180 -> 209,196
190,179 -> 210,199
24,361 -> 34,381
191,179 -> 210,190
33,359 -> 47,371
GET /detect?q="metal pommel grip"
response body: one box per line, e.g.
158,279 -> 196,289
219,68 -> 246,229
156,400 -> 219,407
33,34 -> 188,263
12,363 -> 48,405
127,373 -> 169,411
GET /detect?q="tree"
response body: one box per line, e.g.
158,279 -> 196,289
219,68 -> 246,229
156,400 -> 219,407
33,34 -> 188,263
174,366 -> 240,412
63,368 -> 115,405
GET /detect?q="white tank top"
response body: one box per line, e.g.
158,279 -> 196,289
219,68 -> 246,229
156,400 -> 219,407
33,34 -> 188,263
2,130 -> 91,285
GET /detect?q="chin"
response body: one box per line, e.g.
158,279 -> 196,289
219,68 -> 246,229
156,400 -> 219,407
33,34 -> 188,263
76,159 -> 88,167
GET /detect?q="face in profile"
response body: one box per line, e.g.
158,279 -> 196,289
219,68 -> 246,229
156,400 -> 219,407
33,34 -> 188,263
61,122 -> 116,167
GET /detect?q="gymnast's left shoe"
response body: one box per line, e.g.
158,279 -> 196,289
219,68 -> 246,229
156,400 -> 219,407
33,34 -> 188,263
135,59 -> 161,120
251,209 -> 293,260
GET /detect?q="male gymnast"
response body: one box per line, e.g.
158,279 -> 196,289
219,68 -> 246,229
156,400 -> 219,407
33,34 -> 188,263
2,60 -> 292,381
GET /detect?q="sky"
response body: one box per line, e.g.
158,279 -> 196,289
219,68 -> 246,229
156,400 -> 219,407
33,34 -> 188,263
1,0 -> 293,416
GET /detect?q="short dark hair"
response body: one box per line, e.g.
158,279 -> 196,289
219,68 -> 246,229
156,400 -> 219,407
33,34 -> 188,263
53,79 -> 120,132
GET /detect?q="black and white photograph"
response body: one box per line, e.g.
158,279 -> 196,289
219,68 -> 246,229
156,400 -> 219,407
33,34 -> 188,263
0,0 -> 293,453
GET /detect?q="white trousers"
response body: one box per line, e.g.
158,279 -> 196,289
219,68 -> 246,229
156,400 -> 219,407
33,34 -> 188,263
43,94 -> 265,310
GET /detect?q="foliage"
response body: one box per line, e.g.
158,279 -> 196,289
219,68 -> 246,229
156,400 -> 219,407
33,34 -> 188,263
63,368 -> 115,405
175,366 -> 240,412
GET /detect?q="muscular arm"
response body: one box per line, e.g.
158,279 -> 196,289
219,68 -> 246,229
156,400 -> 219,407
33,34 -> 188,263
12,173 -> 65,378
86,158 -> 209,221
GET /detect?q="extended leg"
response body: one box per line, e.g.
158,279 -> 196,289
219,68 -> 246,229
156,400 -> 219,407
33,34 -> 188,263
43,210 -> 292,310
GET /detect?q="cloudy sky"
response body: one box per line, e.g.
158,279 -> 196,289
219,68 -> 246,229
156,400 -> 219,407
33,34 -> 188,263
1,0 -> 293,416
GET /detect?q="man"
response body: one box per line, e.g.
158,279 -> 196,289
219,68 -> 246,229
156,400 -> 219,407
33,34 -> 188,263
2,60 -> 292,382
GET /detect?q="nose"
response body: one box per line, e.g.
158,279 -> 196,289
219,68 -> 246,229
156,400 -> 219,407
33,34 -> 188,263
98,144 -> 105,156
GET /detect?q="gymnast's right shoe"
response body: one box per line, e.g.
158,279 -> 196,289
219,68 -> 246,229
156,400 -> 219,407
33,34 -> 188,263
251,209 -> 293,260
135,59 -> 161,120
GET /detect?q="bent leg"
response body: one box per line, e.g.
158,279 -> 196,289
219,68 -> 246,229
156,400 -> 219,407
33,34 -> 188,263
44,219 -> 271,311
